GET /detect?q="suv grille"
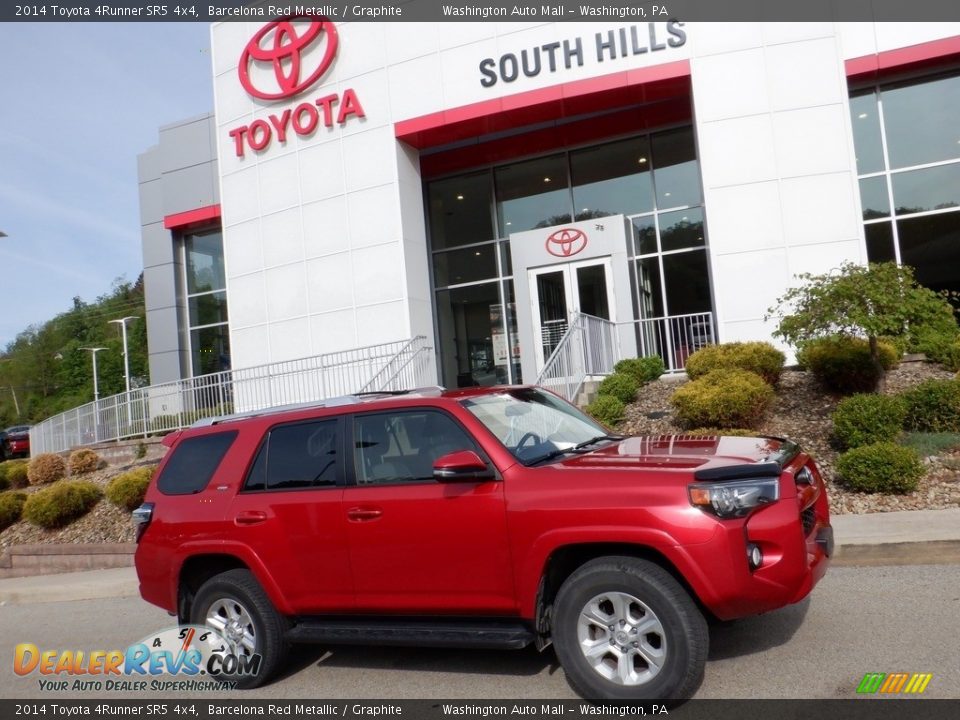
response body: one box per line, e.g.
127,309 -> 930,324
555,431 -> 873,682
801,506 -> 817,537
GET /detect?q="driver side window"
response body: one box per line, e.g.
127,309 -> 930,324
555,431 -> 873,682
353,410 -> 478,486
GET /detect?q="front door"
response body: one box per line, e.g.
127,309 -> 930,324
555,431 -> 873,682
528,258 -> 615,372
342,407 -> 515,614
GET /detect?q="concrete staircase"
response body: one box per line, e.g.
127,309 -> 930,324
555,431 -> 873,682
576,379 -> 602,409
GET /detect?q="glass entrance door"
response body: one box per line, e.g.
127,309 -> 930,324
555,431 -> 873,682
529,259 -> 615,372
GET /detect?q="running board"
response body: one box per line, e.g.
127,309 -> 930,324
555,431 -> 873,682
286,618 -> 535,650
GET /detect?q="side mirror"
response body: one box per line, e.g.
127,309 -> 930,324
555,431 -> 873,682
433,450 -> 496,482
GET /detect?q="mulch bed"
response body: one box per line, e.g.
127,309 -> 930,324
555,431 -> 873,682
620,361 -> 960,515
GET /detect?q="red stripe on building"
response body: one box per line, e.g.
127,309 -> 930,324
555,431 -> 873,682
163,204 -> 222,230
846,35 -> 960,81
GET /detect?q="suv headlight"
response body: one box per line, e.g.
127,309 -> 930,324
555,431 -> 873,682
688,478 -> 780,518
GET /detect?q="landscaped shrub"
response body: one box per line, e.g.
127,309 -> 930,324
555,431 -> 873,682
832,394 -> 907,450
685,342 -> 785,386
671,369 -> 774,429
106,467 -> 154,511
908,312 -> 960,370
901,379 -> 960,433
4,461 -> 29,489
836,442 -> 923,494
0,492 -> 27,531
597,373 -> 639,404
585,395 -> 626,428
68,448 -> 101,476
27,453 -> 67,486
802,335 -> 899,394
0,465 -> 8,492
613,356 -> 666,385
22,480 -> 102,529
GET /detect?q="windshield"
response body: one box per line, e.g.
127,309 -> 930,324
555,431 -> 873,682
461,388 -> 615,465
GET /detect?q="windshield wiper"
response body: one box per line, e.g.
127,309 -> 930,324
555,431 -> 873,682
528,435 -> 625,466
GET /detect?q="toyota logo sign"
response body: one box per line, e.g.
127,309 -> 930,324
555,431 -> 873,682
239,18 -> 339,101
545,228 -> 588,257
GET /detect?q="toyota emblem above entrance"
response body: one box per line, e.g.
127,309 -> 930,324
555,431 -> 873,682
545,228 -> 588,257
239,18 -> 339,101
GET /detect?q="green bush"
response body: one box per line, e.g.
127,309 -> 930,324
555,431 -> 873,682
671,369 -> 774,429
68,448 -> 101,476
0,465 -> 8,492
27,453 -> 67,485
832,394 -> 907,450
613,356 -> 665,385
802,335 -> 900,394
901,379 -> 960,433
908,312 -> 960,370
4,461 -> 29,489
597,373 -> 639,404
22,480 -> 102,529
585,395 -> 626,428
106,467 -> 154,511
685,342 -> 785,386
836,442 -> 924,494
0,491 -> 27,531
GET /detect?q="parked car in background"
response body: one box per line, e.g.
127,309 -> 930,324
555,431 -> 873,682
3,425 -> 30,458
0,430 -> 9,461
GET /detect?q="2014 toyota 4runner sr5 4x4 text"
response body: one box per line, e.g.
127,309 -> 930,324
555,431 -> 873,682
134,385 -> 832,700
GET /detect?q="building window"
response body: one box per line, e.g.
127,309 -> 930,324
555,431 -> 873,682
182,229 -> 230,376
427,125 -> 712,388
850,72 -> 960,298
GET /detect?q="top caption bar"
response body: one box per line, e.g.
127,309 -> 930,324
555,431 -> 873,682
4,0 -> 960,22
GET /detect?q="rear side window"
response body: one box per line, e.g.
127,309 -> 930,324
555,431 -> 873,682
157,431 -> 238,495
244,419 -> 340,491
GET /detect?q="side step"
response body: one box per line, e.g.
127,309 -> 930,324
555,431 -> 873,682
287,618 -> 535,650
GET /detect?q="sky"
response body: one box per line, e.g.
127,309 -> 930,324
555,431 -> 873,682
0,22 -> 215,348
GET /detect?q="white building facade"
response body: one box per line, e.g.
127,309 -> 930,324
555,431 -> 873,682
140,20 -> 960,392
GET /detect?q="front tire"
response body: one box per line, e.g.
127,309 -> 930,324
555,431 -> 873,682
191,569 -> 289,688
552,557 -> 708,701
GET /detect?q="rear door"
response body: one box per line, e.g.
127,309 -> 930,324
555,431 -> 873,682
227,416 -> 354,613
342,407 -> 515,614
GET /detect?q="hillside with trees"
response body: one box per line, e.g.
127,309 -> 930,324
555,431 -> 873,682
0,276 -> 148,427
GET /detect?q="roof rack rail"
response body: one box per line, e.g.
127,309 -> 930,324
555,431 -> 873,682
188,385 -> 447,428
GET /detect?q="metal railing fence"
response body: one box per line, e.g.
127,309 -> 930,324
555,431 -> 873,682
536,313 -> 620,403
30,336 -> 432,455
625,312 -> 716,373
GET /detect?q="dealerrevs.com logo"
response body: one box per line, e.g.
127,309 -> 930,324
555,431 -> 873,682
14,625 -> 260,692
228,16 -> 365,158
239,18 -> 339,100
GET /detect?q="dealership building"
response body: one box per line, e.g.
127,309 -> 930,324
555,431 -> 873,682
138,19 -> 960,399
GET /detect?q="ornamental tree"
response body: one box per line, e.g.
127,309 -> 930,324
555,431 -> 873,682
766,262 -> 956,389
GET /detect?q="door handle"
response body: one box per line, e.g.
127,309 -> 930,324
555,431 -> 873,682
234,510 -> 268,526
347,506 -> 383,522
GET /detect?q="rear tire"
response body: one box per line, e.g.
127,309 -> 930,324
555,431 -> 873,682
191,569 -> 289,688
552,556 -> 708,701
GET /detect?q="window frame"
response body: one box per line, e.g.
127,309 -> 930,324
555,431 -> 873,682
240,416 -> 347,494
345,407 -> 494,488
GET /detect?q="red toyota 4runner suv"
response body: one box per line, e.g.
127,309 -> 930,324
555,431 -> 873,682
134,386 -> 832,700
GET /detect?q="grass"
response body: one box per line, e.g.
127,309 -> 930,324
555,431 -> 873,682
898,432 -> 960,457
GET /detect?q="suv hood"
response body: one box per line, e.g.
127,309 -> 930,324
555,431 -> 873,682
558,435 -> 798,476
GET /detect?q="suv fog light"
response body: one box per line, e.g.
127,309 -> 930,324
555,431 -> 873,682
747,543 -> 763,570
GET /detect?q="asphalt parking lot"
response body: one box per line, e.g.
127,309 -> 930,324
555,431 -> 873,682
1,563 -> 958,700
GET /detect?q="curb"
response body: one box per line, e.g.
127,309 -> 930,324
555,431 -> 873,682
0,566 -> 139,605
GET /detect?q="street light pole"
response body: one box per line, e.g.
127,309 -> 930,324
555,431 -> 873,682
109,316 -> 138,395
80,347 -> 107,401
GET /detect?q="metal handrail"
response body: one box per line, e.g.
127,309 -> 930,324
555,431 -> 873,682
29,336 -> 433,455
536,312 -> 620,403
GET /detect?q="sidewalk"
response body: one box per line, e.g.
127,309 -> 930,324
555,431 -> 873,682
0,508 -> 958,605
